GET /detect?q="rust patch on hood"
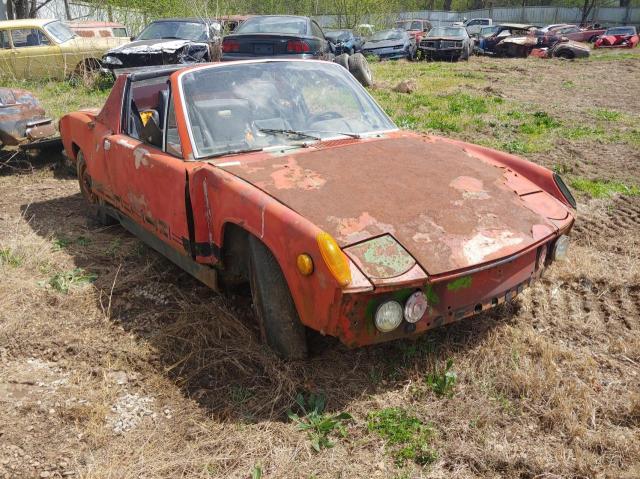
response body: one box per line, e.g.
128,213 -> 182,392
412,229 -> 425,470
221,135 -> 564,275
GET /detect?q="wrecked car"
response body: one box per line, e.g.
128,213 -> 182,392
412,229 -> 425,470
362,29 -> 417,60
66,21 -> 130,42
479,24 -> 589,59
477,24 -> 539,57
101,18 -> 222,73
594,26 -> 639,49
0,87 -> 59,150
394,19 -> 432,44
0,19 -> 115,80
325,29 -> 364,55
545,24 -> 605,43
418,26 -> 473,61
222,15 -> 373,87
59,60 -> 576,359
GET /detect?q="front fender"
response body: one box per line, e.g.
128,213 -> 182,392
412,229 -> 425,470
189,165 -> 361,334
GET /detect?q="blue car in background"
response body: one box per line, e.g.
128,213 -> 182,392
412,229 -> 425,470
361,29 -> 417,60
325,29 -> 364,55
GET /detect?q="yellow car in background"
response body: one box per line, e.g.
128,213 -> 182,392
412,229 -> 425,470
0,19 -> 117,80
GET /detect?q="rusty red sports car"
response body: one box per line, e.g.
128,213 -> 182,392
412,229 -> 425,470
594,26 -> 639,49
59,60 -> 576,358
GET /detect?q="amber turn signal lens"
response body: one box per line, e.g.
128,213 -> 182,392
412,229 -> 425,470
316,232 -> 352,287
297,254 -> 314,276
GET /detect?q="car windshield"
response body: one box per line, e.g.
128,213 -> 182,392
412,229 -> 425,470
428,26 -> 465,37
180,61 -> 396,159
369,30 -> 404,41
137,21 -> 207,41
44,21 -> 76,43
326,30 -> 350,41
234,16 -> 307,35
605,27 -> 635,35
396,21 -> 423,30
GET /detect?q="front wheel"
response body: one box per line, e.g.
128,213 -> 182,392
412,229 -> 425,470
248,236 -> 307,359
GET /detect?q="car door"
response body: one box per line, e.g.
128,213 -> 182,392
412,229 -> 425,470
0,30 -> 14,78
9,28 -> 64,80
102,79 -> 192,254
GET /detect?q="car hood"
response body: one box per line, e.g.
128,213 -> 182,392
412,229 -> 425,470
363,39 -> 406,49
107,38 -> 205,55
218,134 -> 569,278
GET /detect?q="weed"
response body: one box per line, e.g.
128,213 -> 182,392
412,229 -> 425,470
425,358 -> 457,398
53,237 -> 71,250
593,109 -> 622,122
46,268 -> 97,294
76,236 -> 90,247
230,385 -> 253,405
570,178 -> 640,199
446,93 -> 487,115
424,113 -> 461,133
250,464 -> 262,479
563,126 -> 606,141
553,163 -> 574,175
367,407 -> 437,466
561,80 -> 575,88
0,248 -> 22,267
287,393 -> 352,452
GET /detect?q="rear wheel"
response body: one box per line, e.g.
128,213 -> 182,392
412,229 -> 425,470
348,53 -> 373,87
248,235 -> 307,359
76,150 -> 117,226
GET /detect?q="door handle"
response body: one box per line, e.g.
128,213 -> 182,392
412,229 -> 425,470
103,138 -> 110,150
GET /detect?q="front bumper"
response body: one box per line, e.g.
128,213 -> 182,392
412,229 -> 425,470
419,46 -> 464,57
362,49 -> 409,60
331,236 -> 566,348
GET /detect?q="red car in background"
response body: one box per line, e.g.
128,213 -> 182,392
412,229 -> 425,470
547,24 -> 605,43
59,60 -> 576,359
594,26 -> 639,48
395,19 -> 432,44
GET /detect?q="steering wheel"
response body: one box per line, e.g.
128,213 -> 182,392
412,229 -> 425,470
309,111 -> 343,123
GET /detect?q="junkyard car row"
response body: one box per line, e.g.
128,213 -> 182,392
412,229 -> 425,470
10,12 -> 639,357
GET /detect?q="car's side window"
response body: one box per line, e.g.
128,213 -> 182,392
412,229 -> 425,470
0,30 -> 10,49
165,94 -> 182,158
10,28 -> 51,48
311,21 -> 325,39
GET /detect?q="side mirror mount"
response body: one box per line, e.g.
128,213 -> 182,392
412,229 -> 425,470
130,36 -> 136,41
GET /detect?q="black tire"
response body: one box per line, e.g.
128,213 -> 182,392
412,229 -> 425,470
555,49 -> 574,60
334,53 -> 350,70
347,53 -> 373,87
248,235 -> 307,359
76,150 -> 117,226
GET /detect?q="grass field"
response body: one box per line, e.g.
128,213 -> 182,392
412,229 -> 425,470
1,48 -> 639,478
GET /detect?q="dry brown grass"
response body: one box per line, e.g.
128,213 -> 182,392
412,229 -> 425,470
1,54 -> 640,479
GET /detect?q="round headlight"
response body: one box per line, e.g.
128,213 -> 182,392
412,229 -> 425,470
553,235 -> 570,261
375,301 -> 403,333
404,291 -> 428,323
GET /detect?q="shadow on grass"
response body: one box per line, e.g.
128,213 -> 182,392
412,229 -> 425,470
21,193 -> 516,423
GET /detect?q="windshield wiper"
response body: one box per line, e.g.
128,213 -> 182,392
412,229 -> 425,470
203,147 -> 264,160
306,130 -> 362,139
258,128 -> 321,141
